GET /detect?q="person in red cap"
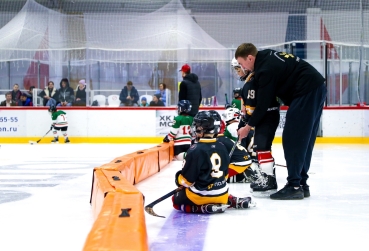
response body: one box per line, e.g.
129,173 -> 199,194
178,64 -> 202,117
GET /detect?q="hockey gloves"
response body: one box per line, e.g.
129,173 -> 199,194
50,125 -> 54,130
163,135 -> 170,143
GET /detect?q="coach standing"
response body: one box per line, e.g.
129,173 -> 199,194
235,43 -> 327,200
178,64 -> 202,117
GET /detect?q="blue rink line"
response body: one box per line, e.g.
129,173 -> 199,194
150,210 -> 210,251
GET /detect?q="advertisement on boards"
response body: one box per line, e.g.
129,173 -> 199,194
0,110 -> 26,136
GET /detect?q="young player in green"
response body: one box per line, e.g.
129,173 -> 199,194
163,100 -> 193,160
49,105 -> 70,143
231,87 -> 242,110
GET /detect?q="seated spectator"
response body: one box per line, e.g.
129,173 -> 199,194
26,86 -> 36,98
39,81 -> 59,106
119,81 -> 139,106
149,94 -> 165,107
58,78 -> 74,107
74,79 -> 87,106
0,92 -> 17,107
139,96 -> 149,107
155,83 -> 168,106
18,93 -> 33,106
11,84 -> 22,104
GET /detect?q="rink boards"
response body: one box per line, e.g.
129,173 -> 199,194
84,142 -> 174,251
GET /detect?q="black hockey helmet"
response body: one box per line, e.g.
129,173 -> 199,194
192,111 -> 219,135
48,105 -> 57,113
178,100 -> 192,114
233,87 -> 242,95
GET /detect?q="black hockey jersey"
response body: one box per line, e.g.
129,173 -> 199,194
216,134 -> 251,166
241,72 -> 280,124
178,138 -> 229,205
248,49 -> 325,127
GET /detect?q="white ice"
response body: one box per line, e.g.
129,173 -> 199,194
1,143 -> 369,251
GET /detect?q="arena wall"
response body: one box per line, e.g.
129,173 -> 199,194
0,106 -> 368,144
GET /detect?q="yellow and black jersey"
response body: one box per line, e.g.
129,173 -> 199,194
216,134 -> 251,166
241,71 -> 280,125
177,138 -> 229,205
216,134 -> 252,178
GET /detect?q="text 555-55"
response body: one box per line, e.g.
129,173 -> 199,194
0,117 -> 18,122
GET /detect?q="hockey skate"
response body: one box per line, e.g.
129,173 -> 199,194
65,138 -> 70,144
251,172 -> 278,197
249,161 -> 262,189
51,137 -> 59,143
270,183 -> 304,200
243,162 -> 261,183
228,194 -> 256,209
200,204 -> 228,214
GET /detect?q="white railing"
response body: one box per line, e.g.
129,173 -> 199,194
6,89 -> 173,107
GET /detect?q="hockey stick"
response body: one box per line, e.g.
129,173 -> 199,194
144,186 -> 183,218
29,129 -> 52,145
225,93 -> 230,108
229,139 -> 238,158
275,164 -> 287,168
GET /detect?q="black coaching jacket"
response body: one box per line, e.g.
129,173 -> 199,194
248,49 -> 325,128
179,73 -> 202,117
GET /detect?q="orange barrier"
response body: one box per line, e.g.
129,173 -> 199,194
90,169 -> 116,220
100,155 -> 136,185
83,192 -> 148,251
154,144 -> 172,171
85,142 -> 174,251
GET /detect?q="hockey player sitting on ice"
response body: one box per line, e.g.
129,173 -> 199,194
163,100 -> 193,161
232,58 -> 280,197
209,110 -> 259,184
49,105 -> 70,143
172,111 -> 256,214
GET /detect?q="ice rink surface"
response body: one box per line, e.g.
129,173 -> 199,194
1,143 -> 369,251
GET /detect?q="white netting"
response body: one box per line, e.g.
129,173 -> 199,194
0,0 -> 367,105
0,0 -> 230,64
0,0 -> 368,63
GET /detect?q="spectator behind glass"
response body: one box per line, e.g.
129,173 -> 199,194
18,93 -> 33,106
119,81 -> 139,106
58,78 -> 74,107
0,92 -> 16,107
149,94 -> 165,107
26,86 -> 36,98
39,81 -> 59,106
11,84 -> 22,103
178,64 -> 202,117
155,83 -> 167,106
139,96 -> 149,107
74,79 -> 87,106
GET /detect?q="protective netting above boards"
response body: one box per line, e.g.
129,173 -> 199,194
0,0 -> 368,64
